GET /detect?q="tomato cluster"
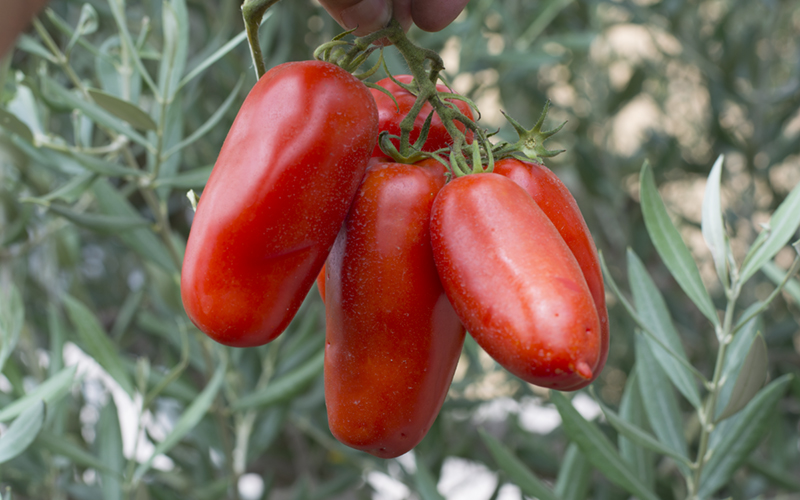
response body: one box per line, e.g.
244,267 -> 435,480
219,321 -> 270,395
181,65 -> 608,458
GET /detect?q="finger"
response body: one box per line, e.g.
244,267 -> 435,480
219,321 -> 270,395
318,0 -> 392,37
410,0 -> 470,32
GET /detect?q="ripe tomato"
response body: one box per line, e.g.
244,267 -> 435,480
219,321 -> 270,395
181,60 -> 378,347
493,158 -> 608,388
325,158 -> 465,458
370,75 -> 473,158
430,173 -> 601,390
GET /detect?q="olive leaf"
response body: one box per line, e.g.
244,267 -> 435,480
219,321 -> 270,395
617,368 -> 655,490
479,429 -> 561,500
739,180 -> 800,284
639,160 -> 719,326
701,155 -> 730,288
550,391 -> 660,500
87,89 -> 157,131
0,400 -> 46,464
715,333 -> 768,422
554,444 -> 592,500
0,107 -> 34,142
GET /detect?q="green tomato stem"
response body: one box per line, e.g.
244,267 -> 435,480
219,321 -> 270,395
241,0 -> 281,80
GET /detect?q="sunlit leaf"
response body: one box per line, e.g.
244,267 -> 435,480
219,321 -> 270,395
702,155 -> 729,288
639,160 -> 719,326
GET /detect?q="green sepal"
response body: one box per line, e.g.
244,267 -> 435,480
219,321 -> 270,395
501,101 -> 565,162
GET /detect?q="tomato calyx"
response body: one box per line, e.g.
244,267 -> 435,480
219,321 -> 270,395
492,101 -> 566,163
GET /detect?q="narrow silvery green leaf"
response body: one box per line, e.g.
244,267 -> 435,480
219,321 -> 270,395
739,180 -> 800,284
701,155 -> 729,288
479,430 -> 560,500
155,166 -> 213,189
0,400 -> 45,463
231,351 -> 323,411
63,294 -> 135,396
97,399 -> 123,500
0,366 -> 76,422
716,303 -> 762,421
71,151 -> 143,177
761,261 -> 800,306
66,4 -> 99,54
28,172 -> 97,204
600,397 -> 692,468
92,179 -> 177,272
159,0 -> 189,99
179,21 -> 257,88
698,374 -> 792,498
715,333 -> 768,422
37,431 -> 112,473
47,203 -> 150,233
16,34 -> 58,62
0,283 -> 24,373
87,89 -> 157,131
639,161 -> 719,326
550,392 -> 659,500
0,108 -> 34,142
635,336 -> 691,476
554,444 -> 591,500
617,368 -> 655,490
628,248 -> 702,409
133,357 -> 226,482
162,76 -> 243,159
111,288 -> 145,339
414,459 -> 445,500
41,76 -> 150,148
107,0 -> 158,95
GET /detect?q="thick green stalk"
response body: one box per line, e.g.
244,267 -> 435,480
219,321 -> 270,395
241,0 -> 281,79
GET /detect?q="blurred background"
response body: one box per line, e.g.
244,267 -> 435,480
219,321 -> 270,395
1,0 -> 799,498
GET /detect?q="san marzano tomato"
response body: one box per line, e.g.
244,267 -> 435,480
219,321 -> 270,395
430,173 -> 601,390
181,60 -> 378,347
493,158 -> 609,388
325,158 -> 465,458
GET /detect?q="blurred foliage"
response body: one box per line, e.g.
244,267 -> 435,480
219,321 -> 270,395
0,0 -> 799,499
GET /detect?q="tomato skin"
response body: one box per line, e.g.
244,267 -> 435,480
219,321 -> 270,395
493,158 -> 609,389
181,60 -> 378,347
325,158 -> 465,458
370,75 -> 473,158
430,174 -> 600,390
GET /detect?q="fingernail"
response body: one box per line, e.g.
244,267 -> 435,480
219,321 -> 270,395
340,0 -> 391,35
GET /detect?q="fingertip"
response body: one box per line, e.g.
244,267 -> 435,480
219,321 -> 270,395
340,0 -> 392,36
411,0 -> 470,32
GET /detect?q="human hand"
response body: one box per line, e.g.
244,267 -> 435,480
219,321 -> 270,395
317,0 -> 470,37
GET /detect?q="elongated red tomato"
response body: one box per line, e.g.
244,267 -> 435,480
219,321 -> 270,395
370,75 -> 473,158
430,174 -> 600,390
325,158 -> 465,458
181,61 -> 378,347
493,158 -> 608,389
